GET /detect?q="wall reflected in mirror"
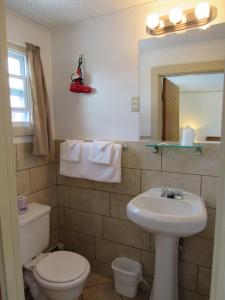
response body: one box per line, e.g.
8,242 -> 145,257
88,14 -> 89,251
162,72 -> 224,142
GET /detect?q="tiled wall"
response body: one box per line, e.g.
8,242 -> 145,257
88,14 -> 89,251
56,140 -> 219,300
14,140 -> 218,299
15,142 -> 59,246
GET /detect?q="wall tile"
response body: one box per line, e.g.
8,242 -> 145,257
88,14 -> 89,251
62,229 -> 95,259
95,168 -> 141,196
179,288 -> 209,300
140,251 -> 155,277
198,267 -> 211,296
96,239 -> 140,264
181,236 -> 213,267
141,170 -> 201,195
57,168 -> 94,189
59,207 -> 65,228
121,141 -> 161,170
150,235 -> 155,253
58,185 -> 70,207
198,208 -> 215,239
139,276 -> 153,292
90,259 -> 113,278
30,164 -> 56,192
50,207 -> 59,232
103,217 -> 150,250
28,186 -> 58,208
110,193 -> 133,221
49,229 -> 60,247
179,261 -> 198,291
60,229 -> 72,250
162,144 -> 220,176
70,187 -> 109,216
201,176 -> 218,208
16,169 -> 30,195
65,209 -> 102,238
17,142 -> 55,170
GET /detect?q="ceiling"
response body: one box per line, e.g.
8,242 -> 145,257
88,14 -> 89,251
5,0 -> 156,29
167,73 -> 224,92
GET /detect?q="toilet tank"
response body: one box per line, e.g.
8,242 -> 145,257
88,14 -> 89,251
18,203 -> 51,265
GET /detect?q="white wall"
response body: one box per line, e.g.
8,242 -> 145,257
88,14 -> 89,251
52,9 -> 142,140
180,91 -> 223,141
5,9 -> 55,137
52,0 -> 225,140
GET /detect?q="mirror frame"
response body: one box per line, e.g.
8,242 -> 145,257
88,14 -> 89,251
151,60 -> 225,141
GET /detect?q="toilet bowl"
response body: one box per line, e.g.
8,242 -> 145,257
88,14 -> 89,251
19,203 -> 90,300
25,251 -> 90,300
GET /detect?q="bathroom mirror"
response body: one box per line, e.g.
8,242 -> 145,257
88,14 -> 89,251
139,22 -> 225,141
161,72 -> 224,142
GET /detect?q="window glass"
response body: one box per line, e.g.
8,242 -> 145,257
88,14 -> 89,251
8,49 -> 31,125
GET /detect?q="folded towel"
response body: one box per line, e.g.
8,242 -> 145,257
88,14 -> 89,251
88,140 -> 113,165
60,142 -> 122,183
61,140 -> 83,162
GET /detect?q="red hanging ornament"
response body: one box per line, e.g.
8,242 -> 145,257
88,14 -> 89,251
70,55 -> 92,94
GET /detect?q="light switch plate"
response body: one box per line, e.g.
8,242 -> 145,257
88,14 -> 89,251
131,97 -> 140,112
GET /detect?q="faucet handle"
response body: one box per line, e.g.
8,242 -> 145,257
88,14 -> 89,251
174,187 -> 183,195
161,186 -> 168,197
174,188 -> 183,200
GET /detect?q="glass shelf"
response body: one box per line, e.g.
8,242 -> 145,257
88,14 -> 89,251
146,143 -> 203,155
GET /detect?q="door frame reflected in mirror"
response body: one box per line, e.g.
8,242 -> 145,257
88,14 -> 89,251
151,60 -> 224,141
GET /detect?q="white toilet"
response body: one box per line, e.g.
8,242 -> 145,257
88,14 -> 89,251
18,202 -> 90,300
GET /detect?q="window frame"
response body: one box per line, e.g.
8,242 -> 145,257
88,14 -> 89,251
7,42 -> 33,137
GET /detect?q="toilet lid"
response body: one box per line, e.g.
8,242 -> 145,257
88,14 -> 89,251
35,251 -> 88,283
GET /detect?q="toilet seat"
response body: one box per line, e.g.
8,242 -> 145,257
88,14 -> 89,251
34,251 -> 90,290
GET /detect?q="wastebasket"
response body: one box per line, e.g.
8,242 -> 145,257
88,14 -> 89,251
111,257 -> 143,298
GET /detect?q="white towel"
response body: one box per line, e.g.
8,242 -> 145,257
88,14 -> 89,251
88,140 -> 113,165
60,142 -> 122,183
61,140 -> 83,162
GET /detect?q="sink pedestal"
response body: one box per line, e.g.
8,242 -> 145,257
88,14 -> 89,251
150,235 -> 179,300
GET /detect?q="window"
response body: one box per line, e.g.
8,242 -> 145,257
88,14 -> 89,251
8,44 -> 32,135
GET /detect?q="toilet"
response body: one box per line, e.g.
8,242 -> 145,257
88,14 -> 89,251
18,202 -> 90,300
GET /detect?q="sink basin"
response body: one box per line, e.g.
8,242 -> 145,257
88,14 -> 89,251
127,188 -> 207,300
127,188 -> 207,237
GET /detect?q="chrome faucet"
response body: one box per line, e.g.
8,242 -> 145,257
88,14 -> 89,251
161,187 -> 183,200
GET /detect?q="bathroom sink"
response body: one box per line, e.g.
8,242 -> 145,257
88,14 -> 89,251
127,188 -> 207,237
127,188 -> 207,300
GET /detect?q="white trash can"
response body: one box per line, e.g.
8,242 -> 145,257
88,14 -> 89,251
111,257 -> 143,298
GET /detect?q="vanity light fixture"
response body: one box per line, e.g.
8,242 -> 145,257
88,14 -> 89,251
169,7 -> 184,24
146,2 -> 216,36
146,14 -> 160,30
195,2 -> 210,20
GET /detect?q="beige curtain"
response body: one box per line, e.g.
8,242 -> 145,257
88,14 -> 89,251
26,43 -> 54,155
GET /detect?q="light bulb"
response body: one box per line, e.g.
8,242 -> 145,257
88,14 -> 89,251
146,14 -> 160,30
195,2 -> 210,19
169,7 -> 183,24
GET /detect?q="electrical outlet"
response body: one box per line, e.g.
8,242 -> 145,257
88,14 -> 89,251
131,97 -> 140,112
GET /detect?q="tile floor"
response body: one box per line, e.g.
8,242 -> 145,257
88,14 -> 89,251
25,271 -> 150,300
80,272 -> 150,300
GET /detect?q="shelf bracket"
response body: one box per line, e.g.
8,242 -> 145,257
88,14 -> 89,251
153,145 -> 159,153
196,147 -> 202,155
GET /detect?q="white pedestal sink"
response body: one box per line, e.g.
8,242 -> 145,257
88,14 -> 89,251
127,188 -> 207,300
